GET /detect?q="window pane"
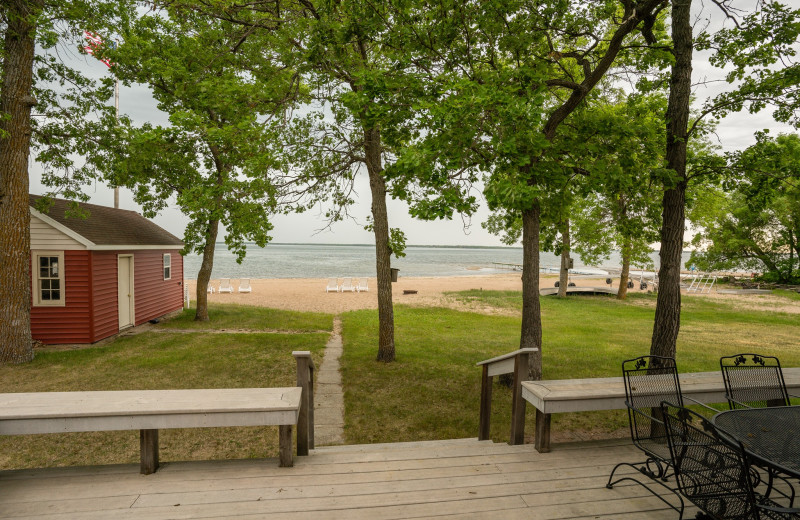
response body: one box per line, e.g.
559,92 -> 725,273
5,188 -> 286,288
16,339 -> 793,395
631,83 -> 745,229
41,290 -> 51,301
50,259 -> 58,277
165,267 -> 170,279
164,254 -> 170,267
40,266 -> 49,278
51,279 -> 60,290
51,290 -> 60,300
40,257 -> 49,268
41,279 -> 51,290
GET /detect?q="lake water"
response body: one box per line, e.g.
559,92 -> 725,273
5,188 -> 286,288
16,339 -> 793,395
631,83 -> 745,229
182,243 -> 692,280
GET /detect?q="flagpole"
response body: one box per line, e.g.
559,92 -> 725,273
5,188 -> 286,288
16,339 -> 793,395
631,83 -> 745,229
114,77 -> 120,209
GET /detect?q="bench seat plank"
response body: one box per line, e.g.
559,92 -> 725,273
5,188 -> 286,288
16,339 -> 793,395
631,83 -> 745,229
0,388 -> 302,435
521,368 -> 800,415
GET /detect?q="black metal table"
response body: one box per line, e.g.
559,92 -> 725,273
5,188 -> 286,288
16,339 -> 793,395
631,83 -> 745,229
713,406 -> 800,479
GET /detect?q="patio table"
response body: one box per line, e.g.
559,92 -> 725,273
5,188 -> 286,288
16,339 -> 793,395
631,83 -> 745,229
712,406 -> 800,479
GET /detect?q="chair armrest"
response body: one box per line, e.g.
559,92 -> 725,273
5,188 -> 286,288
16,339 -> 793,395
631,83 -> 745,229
625,402 -> 665,425
681,395 -> 719,414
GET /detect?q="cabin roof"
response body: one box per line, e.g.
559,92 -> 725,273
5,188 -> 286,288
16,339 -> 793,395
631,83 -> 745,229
30,194 -> 184,248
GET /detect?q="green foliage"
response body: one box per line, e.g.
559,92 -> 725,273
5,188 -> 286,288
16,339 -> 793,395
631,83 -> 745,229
696,2 -> 800,127
95,9 -> 297,261
688,133 -> 800,283
0,0 -> 137,200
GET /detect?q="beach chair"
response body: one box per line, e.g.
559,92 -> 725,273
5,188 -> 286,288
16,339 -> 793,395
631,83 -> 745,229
218,278 -> 233,294
340,277 -> 355,292
326,278 -> 339,293
357,277 -> 369,292
207,283 -> 215,294
238,279 -> 252,293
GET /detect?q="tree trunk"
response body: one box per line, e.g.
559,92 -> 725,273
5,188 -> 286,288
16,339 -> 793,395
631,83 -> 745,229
651,0 -> 692,359
364,127 -> 395,362
0,0 -> 42,364
617,199 -> 631,300
617,236 -> 631,300
558,219 -> 570,298
520,204 -> 543,380
194,219 -> 219,322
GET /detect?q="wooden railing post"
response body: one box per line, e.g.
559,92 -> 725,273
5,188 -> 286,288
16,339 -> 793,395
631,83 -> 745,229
293,351 -> 315,456
476,348 -> 537,445
478,365 -> 493,440
509,350 -> 530,445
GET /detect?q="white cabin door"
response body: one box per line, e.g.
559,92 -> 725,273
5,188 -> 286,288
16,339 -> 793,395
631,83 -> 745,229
118,255 -> 134,329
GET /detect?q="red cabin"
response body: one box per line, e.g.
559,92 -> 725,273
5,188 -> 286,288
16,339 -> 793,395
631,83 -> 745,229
29,195 -> 185,344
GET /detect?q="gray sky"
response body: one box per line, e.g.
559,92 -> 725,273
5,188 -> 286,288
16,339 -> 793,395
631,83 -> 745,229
29,5 -> 798,247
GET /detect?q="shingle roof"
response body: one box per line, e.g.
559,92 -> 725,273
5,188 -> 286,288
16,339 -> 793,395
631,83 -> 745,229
30,194 -> 184,247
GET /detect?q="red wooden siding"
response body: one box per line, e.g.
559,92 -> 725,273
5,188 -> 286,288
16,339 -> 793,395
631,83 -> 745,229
130,249 -> 184,326
31,250 -> 93,344
91,252 -> 119,342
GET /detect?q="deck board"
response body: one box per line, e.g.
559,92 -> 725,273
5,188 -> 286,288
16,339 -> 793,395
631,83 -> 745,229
0,438 -> 697,519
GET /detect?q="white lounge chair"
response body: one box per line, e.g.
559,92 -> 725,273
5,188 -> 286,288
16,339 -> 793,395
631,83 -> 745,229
340,277 -> 355,293
218,278 -> 233,294
357,277 -> 369,292
326,278 -> 339,293
238,278 -> 252,293
207,283 -> 215,294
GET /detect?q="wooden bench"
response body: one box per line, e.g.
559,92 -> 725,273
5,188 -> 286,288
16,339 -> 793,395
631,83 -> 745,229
0,352 -> 316,474
477,350 -> 800,454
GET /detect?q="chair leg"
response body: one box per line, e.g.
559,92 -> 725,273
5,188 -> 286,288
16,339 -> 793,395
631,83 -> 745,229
606,461 -> 685,520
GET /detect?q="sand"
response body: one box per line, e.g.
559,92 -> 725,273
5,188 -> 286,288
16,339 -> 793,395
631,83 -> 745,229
187,273 -> 654,314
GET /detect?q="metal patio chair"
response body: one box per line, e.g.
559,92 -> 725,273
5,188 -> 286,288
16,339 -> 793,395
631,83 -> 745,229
607,356 -> 717,517
661,402 -> 800,519
720,353 -> 793,410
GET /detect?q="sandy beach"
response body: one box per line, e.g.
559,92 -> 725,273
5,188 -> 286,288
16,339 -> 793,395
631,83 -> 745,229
187,273 -> 653,314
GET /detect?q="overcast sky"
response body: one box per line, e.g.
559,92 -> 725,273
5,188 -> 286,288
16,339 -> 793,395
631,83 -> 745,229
29,4 -> 798,248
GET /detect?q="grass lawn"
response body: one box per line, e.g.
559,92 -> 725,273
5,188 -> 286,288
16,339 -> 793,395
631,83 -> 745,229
161,303 -> 333,331
0,305 -> 329,470
340,291 -> 800,445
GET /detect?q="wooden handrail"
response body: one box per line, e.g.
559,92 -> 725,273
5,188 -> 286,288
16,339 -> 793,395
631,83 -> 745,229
476,348 -> 538,445
293,351 -> 315,456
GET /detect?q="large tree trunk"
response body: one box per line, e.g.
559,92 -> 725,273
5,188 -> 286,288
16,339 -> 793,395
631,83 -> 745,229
520,204 -> 543,380
194,219 -> 219,321
557,219 -> 570,298
651,0 -> 692,359
617,236 -> 631,300
364,127 -> 395,362
0,0 -> 42,364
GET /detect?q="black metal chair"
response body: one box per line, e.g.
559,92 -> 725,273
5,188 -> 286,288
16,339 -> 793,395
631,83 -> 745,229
720,354 -> 792,410
607,356 -> 688,516
661,402 -> 800,519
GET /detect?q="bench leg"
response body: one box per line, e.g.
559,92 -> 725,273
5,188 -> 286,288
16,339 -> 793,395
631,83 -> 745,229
478,366 -> 492,441
534,410 -> 551,453
279,425 -> 293,467
140,429 -> 159,475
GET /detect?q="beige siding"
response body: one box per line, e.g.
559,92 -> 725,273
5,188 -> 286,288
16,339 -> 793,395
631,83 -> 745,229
30,215 -> 86,250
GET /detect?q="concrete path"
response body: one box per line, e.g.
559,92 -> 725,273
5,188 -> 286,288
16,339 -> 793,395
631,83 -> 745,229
314,316 -> 345,445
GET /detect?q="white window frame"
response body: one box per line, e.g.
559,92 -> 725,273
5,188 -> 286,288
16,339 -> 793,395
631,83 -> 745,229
32,250 -> 66,307
163,253 -> 171,280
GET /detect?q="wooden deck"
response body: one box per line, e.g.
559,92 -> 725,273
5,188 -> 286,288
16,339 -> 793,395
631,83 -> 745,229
0,438 -> 698,519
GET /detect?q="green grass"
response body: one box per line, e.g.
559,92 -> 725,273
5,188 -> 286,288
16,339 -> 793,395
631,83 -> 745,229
0,306 -> 330,470
340,292 -> 800,445
160,303 -> 333,331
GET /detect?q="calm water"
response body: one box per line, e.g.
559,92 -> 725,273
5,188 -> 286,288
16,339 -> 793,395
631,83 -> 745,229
182,243 -> 691,280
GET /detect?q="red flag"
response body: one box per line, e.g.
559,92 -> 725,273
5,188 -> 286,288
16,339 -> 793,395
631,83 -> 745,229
84,31 -> 114,68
